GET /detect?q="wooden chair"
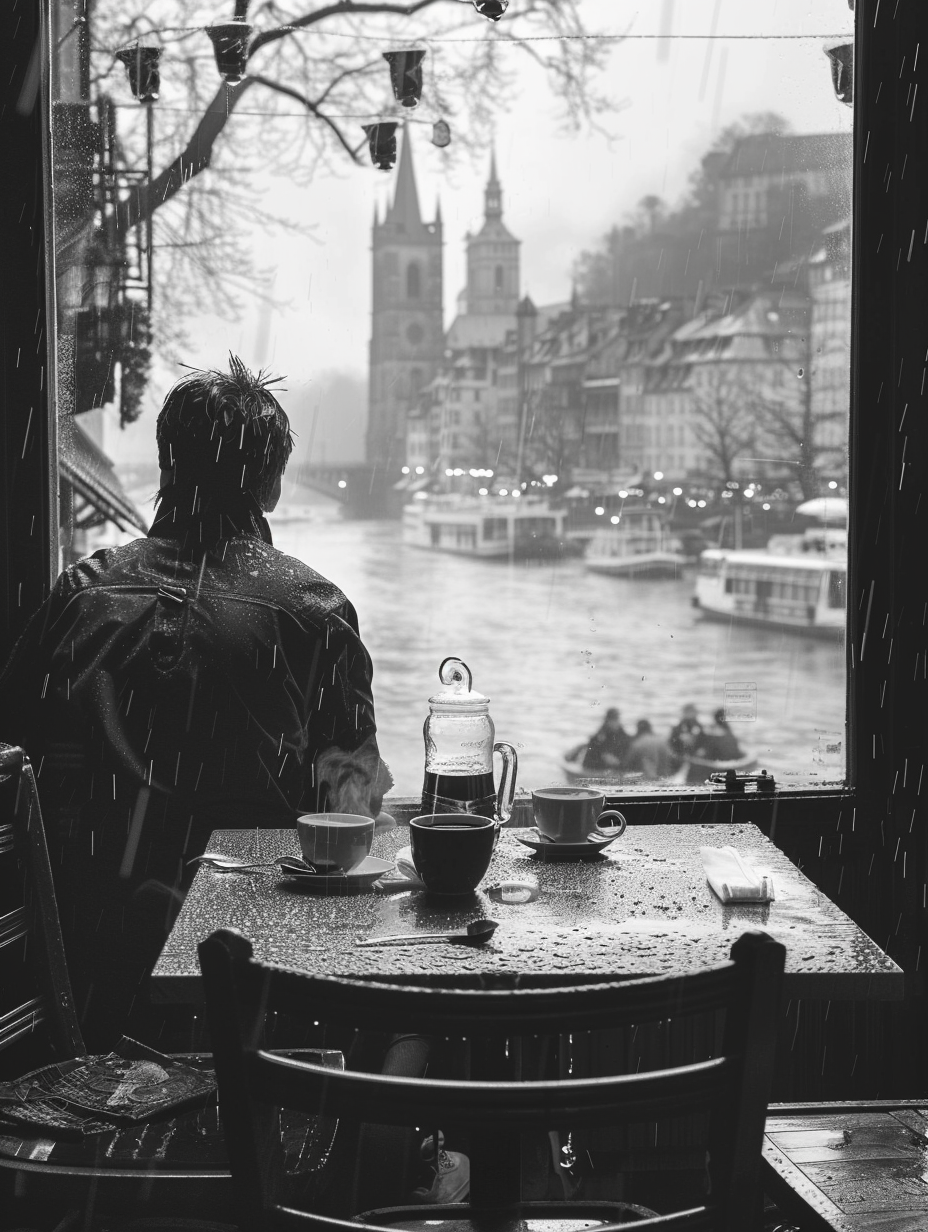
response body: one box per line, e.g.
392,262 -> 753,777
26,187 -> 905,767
198,924 -> 786,1232
0,745 -> 252,1229
0,744 -> 85,1073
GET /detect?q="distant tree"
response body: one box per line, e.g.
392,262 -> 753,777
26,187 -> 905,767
572,225 -> 627,307
636,194 -> 666,235
518,384 -> 583,481
688,365 -> 758,486
752,356 -> 843,501
688,343 -> 842,502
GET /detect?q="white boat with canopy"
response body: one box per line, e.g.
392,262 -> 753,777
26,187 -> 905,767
402,494 -> 569,558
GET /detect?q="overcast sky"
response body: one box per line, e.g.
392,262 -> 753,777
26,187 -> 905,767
107,0 -> 854,465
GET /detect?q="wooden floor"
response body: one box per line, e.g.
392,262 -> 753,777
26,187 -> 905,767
763,1102 -> 928,1231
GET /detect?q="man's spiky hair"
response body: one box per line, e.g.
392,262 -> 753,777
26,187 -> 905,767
156,355 -> 294,507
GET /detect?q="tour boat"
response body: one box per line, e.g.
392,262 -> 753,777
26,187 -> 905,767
583,509 -> 687,578
693,545 -> 846,636
402,494 -> 570,559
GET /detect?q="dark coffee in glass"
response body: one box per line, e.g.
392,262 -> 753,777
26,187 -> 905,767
421,770 -> 497,818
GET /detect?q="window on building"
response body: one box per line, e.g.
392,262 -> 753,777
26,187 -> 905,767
406,262 -> 421,299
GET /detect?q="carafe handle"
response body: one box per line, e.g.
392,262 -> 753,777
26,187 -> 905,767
493,742 -> 518,824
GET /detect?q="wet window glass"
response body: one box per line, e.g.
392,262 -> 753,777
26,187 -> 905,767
48,0 -> 854,798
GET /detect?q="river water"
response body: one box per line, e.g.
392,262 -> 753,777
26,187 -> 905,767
272,506 -> 847,797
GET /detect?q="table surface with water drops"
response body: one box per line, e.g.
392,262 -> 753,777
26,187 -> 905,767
152,823 -> 902,1004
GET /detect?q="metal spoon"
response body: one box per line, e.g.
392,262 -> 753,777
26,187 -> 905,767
355,918 -> 499,948
188,853 -> 320,874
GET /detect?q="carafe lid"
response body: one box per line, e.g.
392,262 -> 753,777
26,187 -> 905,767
428,657 -> 488,706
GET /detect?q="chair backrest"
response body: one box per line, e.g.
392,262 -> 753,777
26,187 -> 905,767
0,743 -> 84,1075
199,926 -> 785,1232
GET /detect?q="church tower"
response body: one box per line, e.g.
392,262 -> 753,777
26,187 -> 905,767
464,150 -> 520,315
367,127 -> 444,465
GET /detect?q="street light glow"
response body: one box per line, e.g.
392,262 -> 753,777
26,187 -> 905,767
594,506 -> 604,515
610,515 -> 620,524
401,466 -> 410,474
672,487 -> 683,496
653,471 -> 663,480
337,480 -> 347,489
415,466 -> 425,474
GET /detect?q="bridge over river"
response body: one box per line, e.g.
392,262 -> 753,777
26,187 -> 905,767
286,462 -> 403,518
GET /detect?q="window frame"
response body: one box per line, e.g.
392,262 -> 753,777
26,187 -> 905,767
0,1 -> 922,841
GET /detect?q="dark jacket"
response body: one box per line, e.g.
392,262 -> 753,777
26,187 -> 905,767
695,723 -> 743,763
583,722 -> 631,771
0,516 -> 382,1046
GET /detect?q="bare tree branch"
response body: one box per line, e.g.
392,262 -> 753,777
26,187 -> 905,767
250,73 -> 363,161
115,78 -> 258,233
248,0 -> 447,58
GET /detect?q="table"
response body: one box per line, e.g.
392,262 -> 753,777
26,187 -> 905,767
763,1103 -> 928,1231
152,822 -> 902,1003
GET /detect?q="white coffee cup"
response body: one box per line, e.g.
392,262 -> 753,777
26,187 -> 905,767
297,813 -> 374,873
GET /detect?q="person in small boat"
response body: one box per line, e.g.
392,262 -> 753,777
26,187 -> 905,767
668,703 -> 705,761
694,708 -> 744,762
626,719 -> 675,779
582,707 -> 632,771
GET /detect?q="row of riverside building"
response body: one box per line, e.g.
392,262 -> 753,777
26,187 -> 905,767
368,127 -> 851,502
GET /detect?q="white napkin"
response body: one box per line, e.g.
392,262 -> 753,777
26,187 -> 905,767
699,845 -> 775,903
374,845 -> 427,893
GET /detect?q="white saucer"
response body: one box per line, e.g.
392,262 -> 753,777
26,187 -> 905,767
281,854 -> 394,888
515,827 -> 621,858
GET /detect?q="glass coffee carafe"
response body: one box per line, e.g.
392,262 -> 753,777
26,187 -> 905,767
421,657 -> 518,821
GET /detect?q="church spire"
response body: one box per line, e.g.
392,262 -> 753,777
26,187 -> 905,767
386,124 -> 423,231
485,146 -> 502,221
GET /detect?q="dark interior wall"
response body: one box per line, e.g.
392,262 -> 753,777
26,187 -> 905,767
0,0 -> 57,654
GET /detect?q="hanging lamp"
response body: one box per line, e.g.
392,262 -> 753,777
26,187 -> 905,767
362,122 -> 399,171
207,17 -> 253,85
473,0 -> 509,20
823,40 -> 853,106
431,118 -> 452,148
383,49 -> 427,108
116,40 -> 163,103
